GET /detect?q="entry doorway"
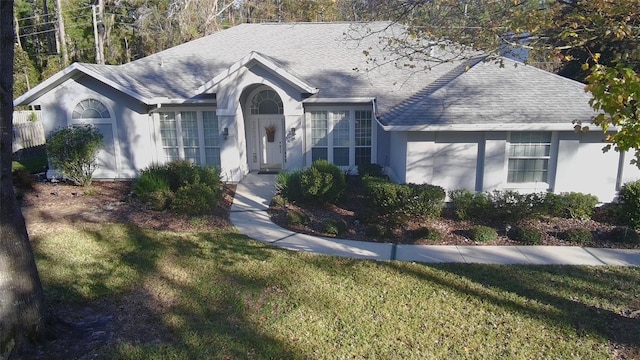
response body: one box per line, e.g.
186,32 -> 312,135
252,115 -> 284,171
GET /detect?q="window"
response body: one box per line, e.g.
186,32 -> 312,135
355,110 -> 372,165
72,99 -> 110,119
332,111 -> 350,166
310,111 -> 328,162
307,109 -> 374,167
250,90 -> 283,114
508,132 -> 551,183
157,110 -> 221,166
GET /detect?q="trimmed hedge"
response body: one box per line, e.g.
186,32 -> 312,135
562,227 -> 592,244
362,177 -> 445,223
277,160 -> 345,204
510,225 -> 543,245
544,192 -> 599,220
469,225 -> 498,242
619,180 -> 640,229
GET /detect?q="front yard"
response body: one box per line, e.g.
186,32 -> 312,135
10,180 -> 640,359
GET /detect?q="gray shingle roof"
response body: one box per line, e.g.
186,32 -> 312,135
21,22 -> 596,127
379,57 -> 596,127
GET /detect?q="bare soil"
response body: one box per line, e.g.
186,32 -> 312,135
268,176 -> 640,249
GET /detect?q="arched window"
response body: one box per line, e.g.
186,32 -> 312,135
72,99 -> 110,119
250,89 -> 283,115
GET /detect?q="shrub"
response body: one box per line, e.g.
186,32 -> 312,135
362,177 -> 445,223
171,182 -> 220,215
47,124 -> 104,186
276,169 -> 304,202
286,209 -> 309,226
415,227 -> 443,241
12,168 -> 35,190
358,163 -> 384,178
490,191 -> 545,225
448,190 -> 492,222
133,171 -> 171,198
365,224 -> 389,240
469,225 -> 498,242
618,180 -> 640,229
165,159 -> 201,191
300,160 -> 346,204
510,225 -> 543,245
562,227 -> 592,244
271,194 -> 287,207
544,192 -> 599,220
324,219 -> 348,236
144,189 -> 174,211
609,226 -> 640,244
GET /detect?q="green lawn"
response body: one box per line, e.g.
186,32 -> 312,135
33,224 -> 640,359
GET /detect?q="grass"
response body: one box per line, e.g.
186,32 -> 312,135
32,224 -> 640,359
12,155 -> 48,173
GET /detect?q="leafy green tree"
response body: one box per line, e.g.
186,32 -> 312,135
47,124 -> 104,186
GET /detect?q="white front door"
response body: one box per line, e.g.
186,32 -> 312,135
253,116 -> 284,170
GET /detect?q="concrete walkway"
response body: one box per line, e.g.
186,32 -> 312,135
230,173 -> 640,266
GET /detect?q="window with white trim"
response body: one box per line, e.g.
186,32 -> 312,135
307,109 -> 374,167
311,111 -> 328,162
72,99 -> 110,119
157,110 -> 221,167
508,132 -> 551,183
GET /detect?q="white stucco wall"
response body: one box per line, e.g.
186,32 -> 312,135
36,76 -> 154,179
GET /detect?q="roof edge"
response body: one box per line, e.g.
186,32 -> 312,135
197,51 -> 318,95
382,122 -> 601,132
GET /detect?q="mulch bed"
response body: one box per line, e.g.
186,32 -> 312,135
268,177 -> 640,248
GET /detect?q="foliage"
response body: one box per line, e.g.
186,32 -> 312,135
276,169 -> 304,202
415,227 -> 443,241
300,160 -> 346,204
365,223 -> 389,240
618,179 -> 640,229
324,219 -> 348,236
171,182 -> 220,215
544,192 -> 599,220
608,226 -> 640,244
562,228 -> 592,244
362,177 -> 445,224
46,124 -> 104,186
11,168 -> 34,190
134,160 -> 222,214
469,225 -> 498,243
510,225 -> 543,245
357,163 -> 384,178
11,156 -> 48,174
448,190 -> 492,222
286,209 -> 309,226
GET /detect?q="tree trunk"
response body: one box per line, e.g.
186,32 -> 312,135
0,0 -> 47,355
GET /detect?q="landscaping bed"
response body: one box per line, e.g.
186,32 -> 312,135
268,175 -> 640,248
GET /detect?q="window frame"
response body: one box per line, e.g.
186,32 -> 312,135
155,108 -> 221,167
506,131 -> 553,185
305,106 -> 375,168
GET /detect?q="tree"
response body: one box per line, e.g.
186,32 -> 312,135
0,0 -> 47,355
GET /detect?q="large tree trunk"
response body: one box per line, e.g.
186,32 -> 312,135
0,0 -> 47,355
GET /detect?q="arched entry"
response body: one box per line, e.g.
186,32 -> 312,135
245,87 -> 285,171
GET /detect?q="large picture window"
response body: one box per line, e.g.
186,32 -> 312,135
508,132 -> 551,183
157,110 -> 220,167
307,108 -> 374,167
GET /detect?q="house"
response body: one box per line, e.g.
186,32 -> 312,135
14,22 -> 640,202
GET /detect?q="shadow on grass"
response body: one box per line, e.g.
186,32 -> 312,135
380,261 -> 640,355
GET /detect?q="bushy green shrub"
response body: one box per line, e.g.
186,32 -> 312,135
469,225 -> 498,242
134,161 -> 222,214
544,192 -> 599,220
358,163 -> 384,178
300,160 -> 346,204
47,124 -> 104,186
287,209 -> 309,225
562,227 -> 592,244
609,226 -> 640,244
144,189 -> 175,211
448,190 -> 492,221
171,182 -> 220,215
510,225 -> 543,245
362,177 -> 445,223
491,191 -> 545,225
618,180 -> 640,229
276,169 -> 304,202
324,219 -> 348,236
415,227 -> 443,241
365,224 -> 389,240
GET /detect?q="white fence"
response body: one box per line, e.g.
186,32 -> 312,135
12,110 -> 46,154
